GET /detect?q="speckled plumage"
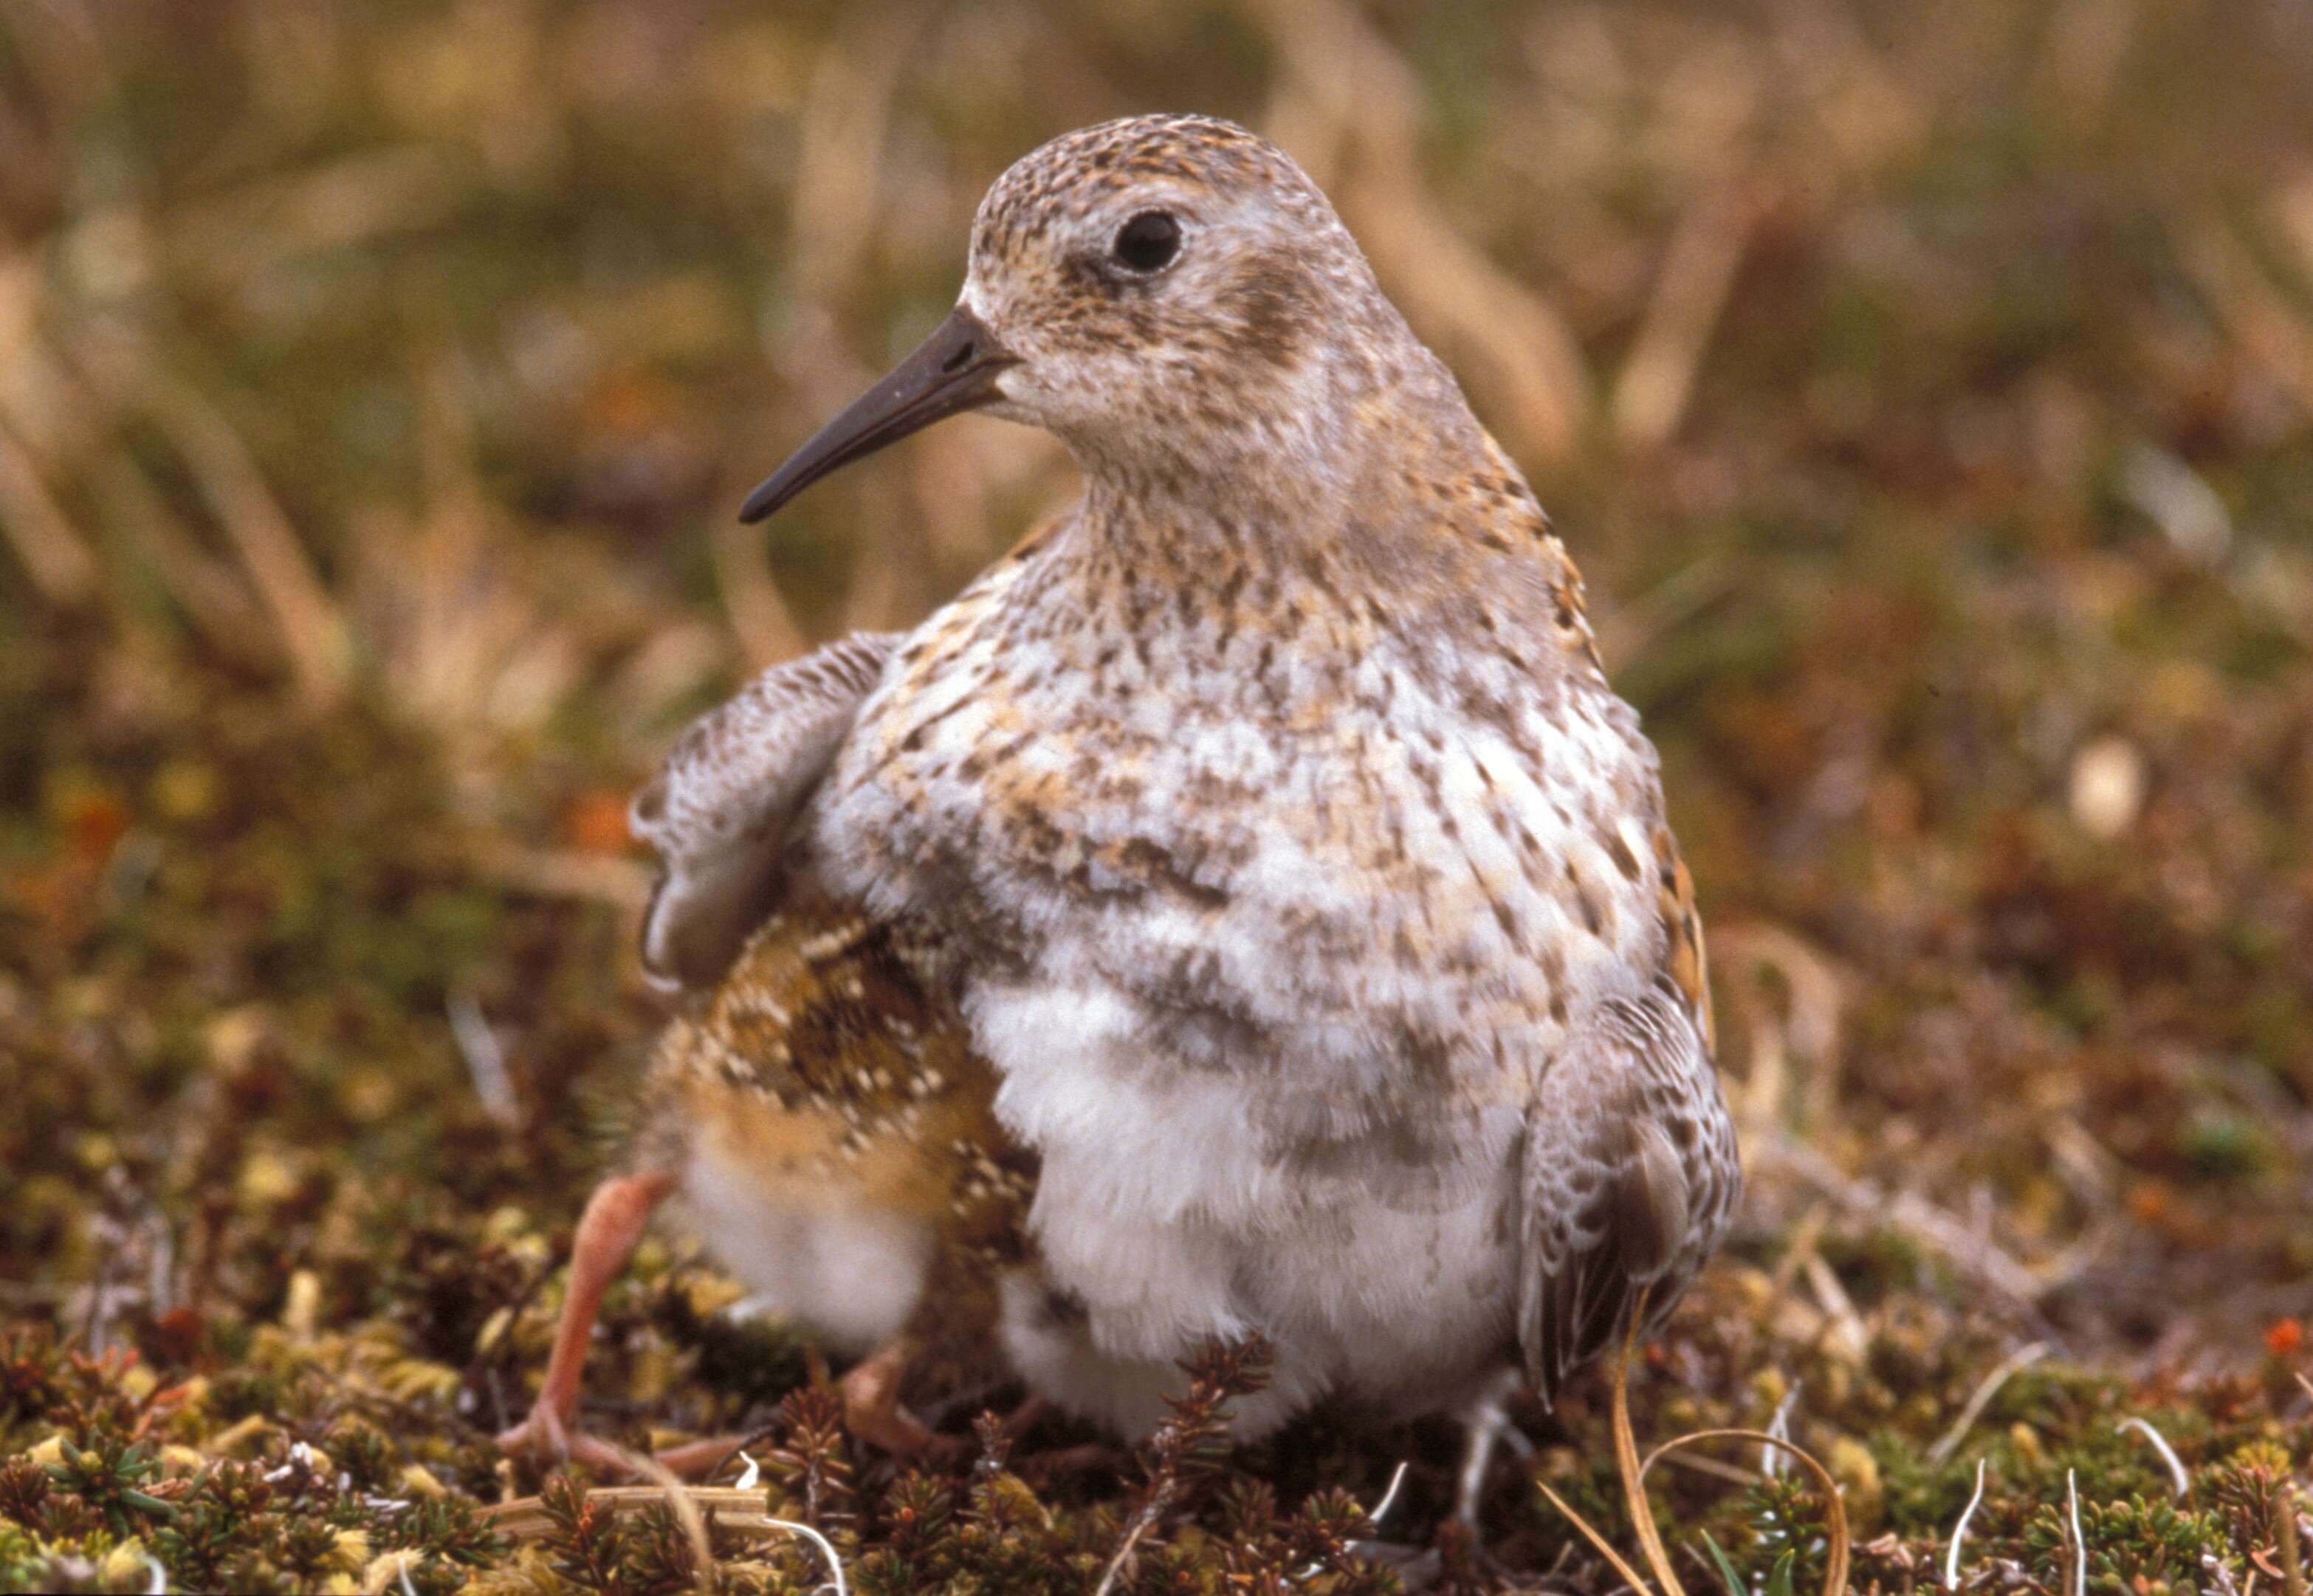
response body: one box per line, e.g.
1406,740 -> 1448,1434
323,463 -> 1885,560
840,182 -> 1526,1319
543,113 -> 1739,1459
641,897 -> 1035,1400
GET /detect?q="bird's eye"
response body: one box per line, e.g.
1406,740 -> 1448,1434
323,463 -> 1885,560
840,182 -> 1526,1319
1113,211 -> 1182,273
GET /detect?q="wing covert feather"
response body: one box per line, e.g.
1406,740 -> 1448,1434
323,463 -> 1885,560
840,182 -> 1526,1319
631,632 -> 898,992
1517,976 -> 1739,1406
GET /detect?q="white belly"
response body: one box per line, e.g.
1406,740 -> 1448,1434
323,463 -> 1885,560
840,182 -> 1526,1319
678,1141 -> 933,1355
974,975 -> 1523,1438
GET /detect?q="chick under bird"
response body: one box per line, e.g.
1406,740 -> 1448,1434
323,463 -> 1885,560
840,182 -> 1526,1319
500,113 -> 1739,1473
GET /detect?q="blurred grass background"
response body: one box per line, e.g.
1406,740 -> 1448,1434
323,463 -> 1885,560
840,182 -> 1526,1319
2,1 -> 2312,1590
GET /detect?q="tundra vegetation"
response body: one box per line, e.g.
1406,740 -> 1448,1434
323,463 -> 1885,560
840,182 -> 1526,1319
0,1 -> 2308,1591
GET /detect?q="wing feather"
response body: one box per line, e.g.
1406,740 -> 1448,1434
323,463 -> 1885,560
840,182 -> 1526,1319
631,632 -> 898,992
1517,977 -> 1739,1406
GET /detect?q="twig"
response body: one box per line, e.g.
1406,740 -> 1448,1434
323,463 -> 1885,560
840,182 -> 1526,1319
2277,1481 -> 2304,1596
1764,1137 -> 2054,1323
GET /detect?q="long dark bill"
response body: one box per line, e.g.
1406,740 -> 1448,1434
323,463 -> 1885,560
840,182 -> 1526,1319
738,305 -> 1017,523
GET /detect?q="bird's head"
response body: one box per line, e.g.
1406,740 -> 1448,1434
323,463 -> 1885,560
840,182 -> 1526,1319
741,114 -> 1453,523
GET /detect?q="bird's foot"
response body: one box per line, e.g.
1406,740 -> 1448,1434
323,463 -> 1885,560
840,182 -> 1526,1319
645,1433 -> 761,1481
841,1345 -> 963,1459
496,1401 -> 750,1482
495,1400 -> 642,1477
1342,1522 -> 1516,1595
1012,1441 -> 1127,1484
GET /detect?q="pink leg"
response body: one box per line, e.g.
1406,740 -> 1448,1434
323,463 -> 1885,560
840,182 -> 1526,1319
648,1433 -> 760,1480
840,1341 -> 959,1458
498,1169 -> 679,1472
998,1392 -> 1052,1439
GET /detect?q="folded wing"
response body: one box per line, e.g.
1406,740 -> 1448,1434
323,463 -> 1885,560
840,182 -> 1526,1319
630,632 -> 898,993
1517,974 -> 1739,1406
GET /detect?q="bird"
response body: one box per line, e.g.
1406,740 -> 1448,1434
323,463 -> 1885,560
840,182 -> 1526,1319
498,111 -> 1739,1476
493,631 -> 1038,1471
495,875 -> 1039,1473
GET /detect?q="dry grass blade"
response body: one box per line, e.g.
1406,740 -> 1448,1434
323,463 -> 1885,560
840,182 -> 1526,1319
69,332 -> 351,706
1635,1429 -> 1850,1596
620,1444 -> 719,1596
1092,1493 -> 1164,1596
466,839 -> 654,912
2181,214 -> 2313,416
2278,1482 -> 2305,1596
1611,180 -> 1760,450
166,146 -> 475,291
709,517 -> 807,670
1945,1457 -> 1989,1591
1928,1342 -> 2049,1465
1611,1301 -> 1689,1596
1761,1136 -> 2047,1311
92,453 -> 273,664
2116,1417 -> 2188,1499
787,0 -> 934,306
1538,1306 -> 1852,1596
1538,1476 -> 1659,1595
151,381 -> 352,706
0,413 -> 99,604
481,1469 -> 870,1596
2066,1469 -> 2086,1596
1251,0 -> 1593,463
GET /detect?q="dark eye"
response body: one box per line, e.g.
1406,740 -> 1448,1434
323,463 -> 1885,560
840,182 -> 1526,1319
1113,210 -> 1182,272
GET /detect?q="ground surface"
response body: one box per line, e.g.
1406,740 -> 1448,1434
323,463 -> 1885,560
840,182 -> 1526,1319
1,1 -> 2309,1592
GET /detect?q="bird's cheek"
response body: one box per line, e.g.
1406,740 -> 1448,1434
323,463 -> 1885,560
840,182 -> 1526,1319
977,367 -> 1053,428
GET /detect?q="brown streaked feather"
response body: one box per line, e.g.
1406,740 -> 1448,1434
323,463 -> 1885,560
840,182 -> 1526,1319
1652,824 -> 1715,1053
639,896 -> 1038,1394
1517,976 -> 1738,1406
